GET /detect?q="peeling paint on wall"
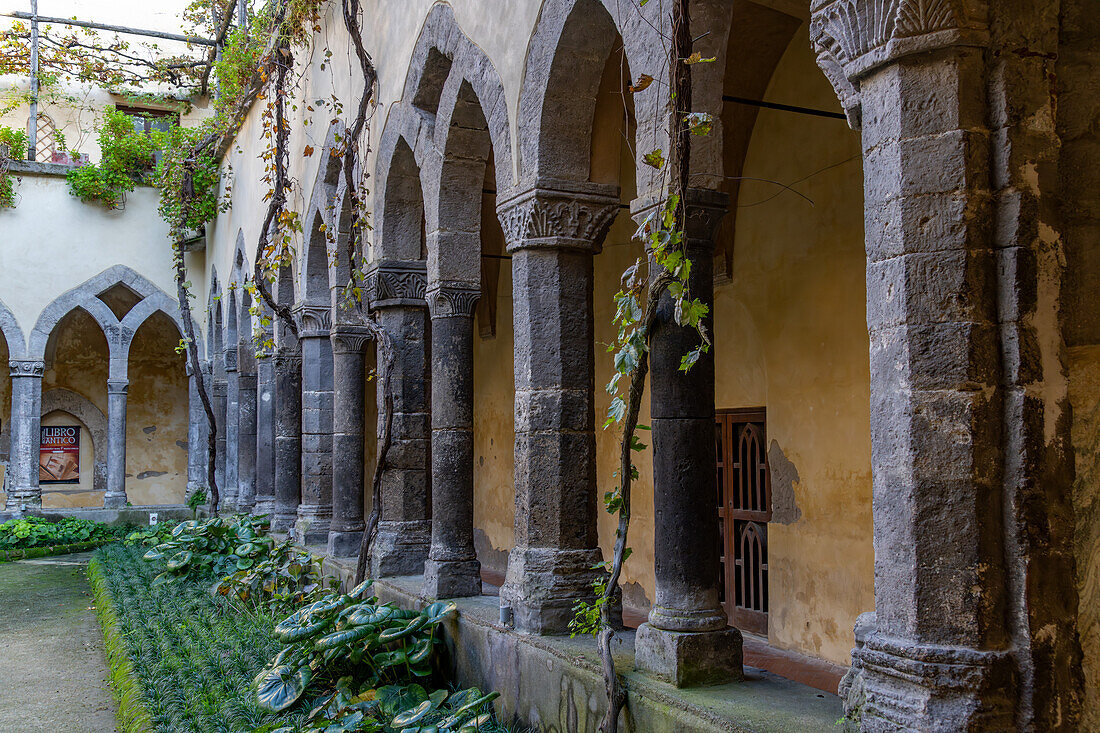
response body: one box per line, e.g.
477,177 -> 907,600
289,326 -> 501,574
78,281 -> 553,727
768,440 -> 803,525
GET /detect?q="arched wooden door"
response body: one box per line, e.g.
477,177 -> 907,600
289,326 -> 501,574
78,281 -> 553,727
715,408 -> 770,635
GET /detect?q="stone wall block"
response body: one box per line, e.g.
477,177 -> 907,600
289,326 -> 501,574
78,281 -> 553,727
385,437 -> 429,471
390,411 -> 431,441
865,191 -> 981,262
514,388 -> 590,433
380,468 -> 428,515
512,431 -> 596,549
427,231 -> 482,287
867,248 -> 999,330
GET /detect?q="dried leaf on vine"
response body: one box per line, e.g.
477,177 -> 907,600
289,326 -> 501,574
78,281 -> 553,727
628,74 -> 654,93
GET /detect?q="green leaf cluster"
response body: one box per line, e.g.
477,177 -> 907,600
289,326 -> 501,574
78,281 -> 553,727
0,125 -> 29,208
65,107 -> 158,208
140,514 -> 275,584
0,515 -> 128,549
212,540 -> 330,615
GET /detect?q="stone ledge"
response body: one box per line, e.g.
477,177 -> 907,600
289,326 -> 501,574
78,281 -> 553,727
312,552 -> 842,733
0,504 -> 196,526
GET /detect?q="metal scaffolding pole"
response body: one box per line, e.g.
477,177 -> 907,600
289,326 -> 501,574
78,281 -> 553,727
25,0 -> 38,161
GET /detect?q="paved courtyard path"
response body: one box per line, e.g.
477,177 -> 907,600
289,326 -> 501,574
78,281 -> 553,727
0,553 -> 118,733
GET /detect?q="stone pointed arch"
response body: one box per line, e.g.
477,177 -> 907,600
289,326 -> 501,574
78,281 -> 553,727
0,296 -> 26,358
40,387 -> 108,494
516,0 -> 669,194
28,266 -> 191,378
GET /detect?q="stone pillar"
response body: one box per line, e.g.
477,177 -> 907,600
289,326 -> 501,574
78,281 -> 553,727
495,183 -> 619,634
186,362 -> 209,500
634,189 -> 742,687
366,261 -> 431,577
295,304 -> 334,544
104,378 -> 129,509
237,341 -> 258,513
272,347 -> 302,533
253,350 -> 277,515
810,6 -> 1017,728
224,344 -> 240,509
328,326 -> 371,556
5,359 -> 44,512
212,374 -> 227,508
422,284 -> 481,598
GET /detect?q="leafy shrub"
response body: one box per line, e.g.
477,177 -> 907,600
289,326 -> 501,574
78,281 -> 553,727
0,125 -> 28,209
212,539 -> 330,614
0,515 -> 127,549
66,106 -> 158,207
141,514 -> 273,584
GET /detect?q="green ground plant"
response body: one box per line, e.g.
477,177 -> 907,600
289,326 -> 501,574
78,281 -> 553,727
94,542 -> 306,732
0,515 -> 128,549
139,514 -> 273,584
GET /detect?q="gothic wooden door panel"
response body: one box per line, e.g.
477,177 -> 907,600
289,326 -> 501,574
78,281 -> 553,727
716,409 -> 770,636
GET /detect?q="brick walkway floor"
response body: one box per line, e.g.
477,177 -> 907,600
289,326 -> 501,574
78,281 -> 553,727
0,553 -> 118,732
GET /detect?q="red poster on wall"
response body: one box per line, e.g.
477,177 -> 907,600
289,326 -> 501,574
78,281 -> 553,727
40,425 -> 80,484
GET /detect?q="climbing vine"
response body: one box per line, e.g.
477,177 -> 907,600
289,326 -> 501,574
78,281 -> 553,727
569,1 -> 715,730
0,126 -> 28,208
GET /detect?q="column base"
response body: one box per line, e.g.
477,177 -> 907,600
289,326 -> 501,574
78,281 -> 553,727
423,557 -> 481,598
500,546 -> 611,634
635,623 -> 744,687
373,520 -> 431,577
271,510 -> 298,534
327,528 -> 364,558
295,505 -> 332,545
855,633 -> 1015,732
252,497 -> 277,517
103,491 -> 127,510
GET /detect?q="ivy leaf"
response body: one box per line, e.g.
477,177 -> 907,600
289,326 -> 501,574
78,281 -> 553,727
607,396 -> 627,424
683,52 -> 716,64
303,145 -> 314,157
685,111 -> 714,136
643,149 -> 665,170
628,74 -> 654,93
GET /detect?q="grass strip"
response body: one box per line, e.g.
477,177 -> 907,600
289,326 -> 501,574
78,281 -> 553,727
88,555 -> 157,733
1,538 -> 118,563
92,543 -> 304,732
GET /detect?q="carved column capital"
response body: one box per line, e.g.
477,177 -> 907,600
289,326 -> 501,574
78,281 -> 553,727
292,303 -> 332,338
9,359 -> 45,378
630,188 -> 729,253
271,348 -> 302,371
365,260 -> 428,309
497,180 -> 620,254
107,379 -> 130,395
426,283 -> 480,318
331,325 -> 373,355
809,0 -> 988,128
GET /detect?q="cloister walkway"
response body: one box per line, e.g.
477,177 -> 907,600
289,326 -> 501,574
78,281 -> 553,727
0,554 -> 117,732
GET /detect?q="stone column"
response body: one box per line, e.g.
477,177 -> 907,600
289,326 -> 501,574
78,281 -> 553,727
224,344 -> 240,509
366,261 -> 431,577
212,373 -> 227,508
185,362 -> 209,500
253,349 -> 277,515
810,5 -> 1017,728
104,378 -> 129,509
496,182 -> 619,634
635,189 -> 742,687
328,325 -> 371,556
272,347 -> 302,533
5,359 -> 44,512
422,284 -> 481,598
295,304 -> 334,544
237,341 -> 258,513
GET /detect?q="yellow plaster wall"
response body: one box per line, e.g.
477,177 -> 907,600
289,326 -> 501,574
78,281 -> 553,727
711,30 -> 872,666
39,411 -> 97,508
1069,344 -> 1100,730
472,250 -> 516,576
125,313 -> 188,506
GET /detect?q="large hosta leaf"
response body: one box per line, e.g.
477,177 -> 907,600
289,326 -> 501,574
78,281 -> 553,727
378,684 -> 428,718
378,614 -> 428,642
347,605 -> 394,627
349,578 -> 375,599
313,624 -> 375,650
422,600 -> 457,624
391,699 -> 434,727
256,664 -> 312,712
